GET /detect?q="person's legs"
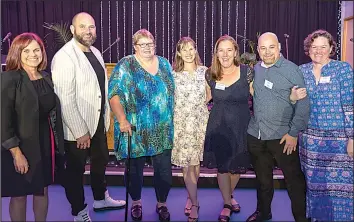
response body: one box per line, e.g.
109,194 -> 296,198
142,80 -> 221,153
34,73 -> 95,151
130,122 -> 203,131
182,165 -> 200,219
246,134 -> 274,221
151,150 -> 172,221
9,196 -> 27,221
217,172 -> 232,219
90,117 -> 109,201
268,139 -> 307,222
230,173 -> 241,203
124,156 -> 145,202
124,156 -> 145,220
91,117 -> 126,211
63,140 -> 89,216
33,187 -> 49,221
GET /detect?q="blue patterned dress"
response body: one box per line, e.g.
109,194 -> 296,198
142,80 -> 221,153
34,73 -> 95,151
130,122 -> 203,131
108,55 -> 174,160
299,60 -> 353,221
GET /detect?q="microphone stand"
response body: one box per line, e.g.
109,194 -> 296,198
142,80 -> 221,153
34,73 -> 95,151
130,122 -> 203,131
102,38 -> 120,54
284,34 -> 289,59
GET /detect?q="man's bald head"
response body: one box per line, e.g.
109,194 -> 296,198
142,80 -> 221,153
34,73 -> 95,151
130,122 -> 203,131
72,12 -> 95,26
258,32 -> 279,45
70,12 -> 97,49
257,32 -> 281,66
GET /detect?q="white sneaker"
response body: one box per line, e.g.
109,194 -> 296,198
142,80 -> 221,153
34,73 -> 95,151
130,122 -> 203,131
74,206 -> 91,222
93,191 -> 126,212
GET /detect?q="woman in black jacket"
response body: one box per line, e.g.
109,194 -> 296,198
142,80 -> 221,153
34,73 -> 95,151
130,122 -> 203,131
1,32 -> 65,221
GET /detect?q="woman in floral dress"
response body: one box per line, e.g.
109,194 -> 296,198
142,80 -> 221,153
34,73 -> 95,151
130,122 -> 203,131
171,37 -> 209,222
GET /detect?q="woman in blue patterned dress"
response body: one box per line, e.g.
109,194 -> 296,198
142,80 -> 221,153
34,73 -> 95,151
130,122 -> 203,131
108,29 -> 174,221
291,30 -> 353,221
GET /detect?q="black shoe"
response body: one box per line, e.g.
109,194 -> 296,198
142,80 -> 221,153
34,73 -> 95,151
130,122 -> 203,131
218,204 -> 232,222
246,211 -> 272,222
156,205 -> 170,221
131,204 -> 142,221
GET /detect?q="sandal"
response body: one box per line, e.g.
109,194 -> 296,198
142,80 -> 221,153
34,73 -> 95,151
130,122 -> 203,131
188,204 -> 200,222
185,197 -> 192,216
218,204 -> 232,222
231,195 -> 241,213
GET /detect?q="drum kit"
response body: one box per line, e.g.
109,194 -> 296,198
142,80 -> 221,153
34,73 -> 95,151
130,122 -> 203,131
1,32 -> 12,71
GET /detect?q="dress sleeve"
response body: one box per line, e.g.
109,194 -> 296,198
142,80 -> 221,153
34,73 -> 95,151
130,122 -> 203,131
108,58 -> 133,113
1,72 -> 20,150
339,62 -> 354,139
246,66 -> 255,84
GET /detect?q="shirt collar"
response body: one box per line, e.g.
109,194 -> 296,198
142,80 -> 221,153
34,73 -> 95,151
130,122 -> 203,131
260,54 -> 285,68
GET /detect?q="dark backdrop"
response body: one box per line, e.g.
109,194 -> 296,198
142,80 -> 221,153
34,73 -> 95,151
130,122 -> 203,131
1,0 -> 340,69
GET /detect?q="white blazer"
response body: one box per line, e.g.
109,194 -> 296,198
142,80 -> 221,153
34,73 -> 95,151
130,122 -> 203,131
51,38 -> 110,141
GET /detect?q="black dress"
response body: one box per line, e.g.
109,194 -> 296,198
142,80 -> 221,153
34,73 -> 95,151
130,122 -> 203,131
203,65 -> 253,174
2,78 -> 55,197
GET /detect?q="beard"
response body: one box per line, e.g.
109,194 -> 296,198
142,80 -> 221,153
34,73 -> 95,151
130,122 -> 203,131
74,31 -> 97,47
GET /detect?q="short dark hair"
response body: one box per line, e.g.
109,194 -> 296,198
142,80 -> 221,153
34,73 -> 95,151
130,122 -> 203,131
303,29 -> 337,57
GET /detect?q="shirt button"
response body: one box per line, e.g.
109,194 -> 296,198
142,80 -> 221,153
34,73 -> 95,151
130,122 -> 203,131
98,96 -> 101,98
98,109 -> 101,112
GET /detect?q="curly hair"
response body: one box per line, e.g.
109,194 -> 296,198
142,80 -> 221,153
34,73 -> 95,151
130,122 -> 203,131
303,29 -> 337,57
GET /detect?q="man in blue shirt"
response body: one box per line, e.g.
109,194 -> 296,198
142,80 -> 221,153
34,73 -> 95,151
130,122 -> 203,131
246,32 -> 310,222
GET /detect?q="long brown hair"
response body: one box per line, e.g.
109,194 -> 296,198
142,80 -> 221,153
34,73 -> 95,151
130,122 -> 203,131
6,32 -> 47,71
173,37 -> 202,72
210,35 -> 240,81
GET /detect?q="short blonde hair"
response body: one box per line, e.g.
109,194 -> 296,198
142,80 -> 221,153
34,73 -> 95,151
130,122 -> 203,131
132,29 -> 155,45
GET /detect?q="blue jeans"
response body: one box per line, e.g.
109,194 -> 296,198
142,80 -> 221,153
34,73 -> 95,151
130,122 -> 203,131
124,149 -> 172,202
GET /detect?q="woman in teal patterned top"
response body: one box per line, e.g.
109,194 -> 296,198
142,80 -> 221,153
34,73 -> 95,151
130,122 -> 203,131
108,29 -> 174,221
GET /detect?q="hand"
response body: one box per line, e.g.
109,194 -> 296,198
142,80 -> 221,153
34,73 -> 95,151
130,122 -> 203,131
12,150 -> 29,174
249,81 -> 254,96
290,86 -> 307,101
119,119 -> 132,136
76,132 -> 91,149
347,139 -> 353,158
280,134 -> 298,155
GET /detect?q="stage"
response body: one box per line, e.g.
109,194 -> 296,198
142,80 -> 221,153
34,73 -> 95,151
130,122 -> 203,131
1,186 -> 294,221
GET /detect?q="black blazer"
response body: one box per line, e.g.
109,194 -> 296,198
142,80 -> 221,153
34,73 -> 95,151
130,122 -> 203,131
1,69 -> 65,183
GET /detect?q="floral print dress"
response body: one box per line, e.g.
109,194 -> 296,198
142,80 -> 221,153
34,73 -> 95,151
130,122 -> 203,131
171,66 -> 209,167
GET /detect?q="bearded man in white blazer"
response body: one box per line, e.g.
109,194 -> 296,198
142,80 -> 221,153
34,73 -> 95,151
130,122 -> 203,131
51,12 -> 125,222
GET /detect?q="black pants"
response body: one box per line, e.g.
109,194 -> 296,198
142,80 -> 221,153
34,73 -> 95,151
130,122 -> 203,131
247,134 -> 307,222
63,116 -> 109,216
125,149 -> 172,203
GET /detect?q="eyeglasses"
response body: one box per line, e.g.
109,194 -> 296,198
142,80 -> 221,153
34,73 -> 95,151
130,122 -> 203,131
135,43 -> 155,48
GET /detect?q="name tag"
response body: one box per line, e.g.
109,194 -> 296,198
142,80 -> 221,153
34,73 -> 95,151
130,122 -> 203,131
196,73 -> 205,81
319,76 -> 331,84
264,80 -> 273,89
215,82 -> 226,90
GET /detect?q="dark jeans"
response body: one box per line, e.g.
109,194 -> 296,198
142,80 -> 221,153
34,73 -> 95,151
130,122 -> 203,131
125,149 -> 172,203
63,116 -> 109,216
247,134 -> 307,222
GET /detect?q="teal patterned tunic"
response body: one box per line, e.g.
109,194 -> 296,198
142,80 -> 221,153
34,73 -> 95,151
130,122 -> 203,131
108,55 -> 174,160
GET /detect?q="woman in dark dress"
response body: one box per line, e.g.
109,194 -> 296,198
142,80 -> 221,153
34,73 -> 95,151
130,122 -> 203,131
204,35 -> 253,222
1,33 -> 64,221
